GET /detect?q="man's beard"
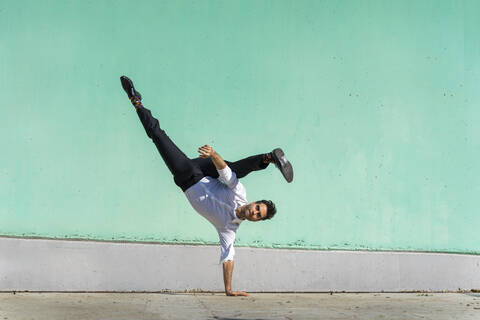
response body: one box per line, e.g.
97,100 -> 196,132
240,205 -> 248,219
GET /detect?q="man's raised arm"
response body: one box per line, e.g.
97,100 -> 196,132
198,144 -> 226,169
198,145 -> 239,188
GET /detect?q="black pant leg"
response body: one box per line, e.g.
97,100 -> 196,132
136,107 -> 203,191
191,154 -> 269,179
191,157 -> 219,178
228,154 -> 269,178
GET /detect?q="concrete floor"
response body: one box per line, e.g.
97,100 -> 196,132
0,292 -> 479,320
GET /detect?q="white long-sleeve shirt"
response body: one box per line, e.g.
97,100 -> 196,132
184,166 -> 247,263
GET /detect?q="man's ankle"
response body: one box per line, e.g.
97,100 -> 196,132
263,153 -> 274,164
130,97 -> 143,109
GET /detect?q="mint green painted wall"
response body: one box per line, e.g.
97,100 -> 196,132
1,0 -> 479,253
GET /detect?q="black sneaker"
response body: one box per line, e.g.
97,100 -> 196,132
271,148 -> 293,183
120,76 -> 142,100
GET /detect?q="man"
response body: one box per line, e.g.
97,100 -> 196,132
120,76 -> 293,296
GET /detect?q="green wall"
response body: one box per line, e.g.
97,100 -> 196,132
1,0 -> 479,254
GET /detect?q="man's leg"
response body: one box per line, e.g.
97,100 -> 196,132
121,76 -> 292,184
136,106 -> 203,191
121,76 -> 203,191
192,154 -> 270,179
228,155 -> 270,178
192,149 -> 293,182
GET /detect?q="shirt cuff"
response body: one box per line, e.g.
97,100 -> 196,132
217,166 -> 233,181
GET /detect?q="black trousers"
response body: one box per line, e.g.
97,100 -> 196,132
137,107 -> 269,191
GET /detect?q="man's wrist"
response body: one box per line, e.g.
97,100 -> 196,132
211,150 -> 227,170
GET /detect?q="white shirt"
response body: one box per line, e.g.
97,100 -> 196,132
184,166 -> 247,264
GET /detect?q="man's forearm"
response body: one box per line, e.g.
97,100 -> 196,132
222,260 -> 234,294
222,260 -> 249,297
211,150 -> 227,170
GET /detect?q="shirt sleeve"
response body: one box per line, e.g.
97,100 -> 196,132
218,229 -> 236,264
217,165 -> 239,189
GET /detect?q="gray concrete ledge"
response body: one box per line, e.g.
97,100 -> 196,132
0,237 -> 479,292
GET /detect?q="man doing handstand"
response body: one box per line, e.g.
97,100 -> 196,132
120,76 -> 293,296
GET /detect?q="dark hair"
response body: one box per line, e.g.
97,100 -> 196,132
257,200 -> 277,220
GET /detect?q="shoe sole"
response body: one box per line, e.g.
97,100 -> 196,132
272,148 -> 293,183
120,76 -> 142,100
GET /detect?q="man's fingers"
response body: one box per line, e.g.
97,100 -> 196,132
198,147 -> 211,159
198,145 -> 213,159
198,146 -> 212,153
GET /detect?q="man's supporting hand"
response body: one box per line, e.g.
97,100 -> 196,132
198,145 -> 227,170
222,260 -> 250,297
226,291 -> 250,297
